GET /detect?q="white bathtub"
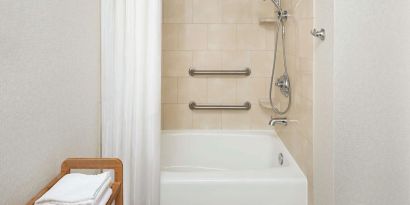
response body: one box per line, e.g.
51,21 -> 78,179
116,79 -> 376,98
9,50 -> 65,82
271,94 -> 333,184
160,130 -> 307,205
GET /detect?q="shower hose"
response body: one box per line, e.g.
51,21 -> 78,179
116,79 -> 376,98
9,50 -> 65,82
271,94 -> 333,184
269,18 -> 291,115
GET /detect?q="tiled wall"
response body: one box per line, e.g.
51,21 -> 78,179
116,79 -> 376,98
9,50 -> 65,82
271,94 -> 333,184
274,0 -> 314,204
161,0 -> 314,204
161,0 -> 278,129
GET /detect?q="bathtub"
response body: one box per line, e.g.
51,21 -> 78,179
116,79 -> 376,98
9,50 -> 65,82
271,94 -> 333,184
160,130 -> 307,205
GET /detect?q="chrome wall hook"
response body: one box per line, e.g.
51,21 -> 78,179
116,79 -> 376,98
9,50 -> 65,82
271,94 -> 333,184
311,28 -> 326,41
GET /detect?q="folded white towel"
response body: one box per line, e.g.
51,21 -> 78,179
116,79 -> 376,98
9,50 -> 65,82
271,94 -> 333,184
97,188 -> 112,205
35,172 -> 111,205
36,188 -> 112,205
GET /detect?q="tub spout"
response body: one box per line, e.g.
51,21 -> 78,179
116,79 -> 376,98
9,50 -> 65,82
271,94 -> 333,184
269,118 -> 288,126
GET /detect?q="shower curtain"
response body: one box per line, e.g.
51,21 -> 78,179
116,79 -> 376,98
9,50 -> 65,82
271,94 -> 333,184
101,0 -> 161,204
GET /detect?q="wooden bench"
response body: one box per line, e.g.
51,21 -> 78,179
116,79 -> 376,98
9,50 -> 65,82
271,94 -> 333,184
27,158 -> 123,205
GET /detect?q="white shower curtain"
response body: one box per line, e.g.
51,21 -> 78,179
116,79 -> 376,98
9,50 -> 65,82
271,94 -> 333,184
101,0 -> 161,205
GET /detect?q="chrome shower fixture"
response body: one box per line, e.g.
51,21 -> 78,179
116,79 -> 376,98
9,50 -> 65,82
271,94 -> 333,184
269,117 -> 288,126
267,0 -> 291,115
276,10 -> 288,22
275,74 -> 290,97
264,0 -> 282,11
311,28 -> 326,41
273,0 -> 281,7
263,0 -> 287,22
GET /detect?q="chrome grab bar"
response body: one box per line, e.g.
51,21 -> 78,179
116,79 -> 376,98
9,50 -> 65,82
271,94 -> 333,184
189,102 -> 251,110
189,68 -> 251,76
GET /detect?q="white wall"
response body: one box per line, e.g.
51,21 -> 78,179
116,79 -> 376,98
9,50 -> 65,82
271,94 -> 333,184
313,0 -> 334,204
0,1 -> 101,204
315,1 -> 410,205
333,1 -> 410,205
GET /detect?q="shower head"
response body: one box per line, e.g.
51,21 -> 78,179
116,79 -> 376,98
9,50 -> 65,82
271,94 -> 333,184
264,0 -> 282,11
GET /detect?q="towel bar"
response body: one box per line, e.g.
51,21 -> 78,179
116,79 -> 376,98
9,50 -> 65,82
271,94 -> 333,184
189,68 -> 251,76
189,102 -> 251,110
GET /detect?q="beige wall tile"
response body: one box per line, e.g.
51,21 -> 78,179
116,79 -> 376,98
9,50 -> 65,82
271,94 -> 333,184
250,51 -> 275,77
163,24 -> 209,51
292,98 -> 313,142
221,51 -> 250,68
193,0 -> 221,23
283,19 -> 297,55
160,2 -> 314,169
221,111 -> 251,129
281,0 -> 294,12
289,57 -> 313,102
237,24 -> 266,50
264,77 -> 275,97
163,0 -> 192,23
300,71 -> 313,101
162,77 -> 178,103
249,104 -> 272,130
180,24 -> 208,50
207,78 -> 237,103
162,51 -> 192,77
286,80 -> 302,120
297,19 -> 314,59
297,56 -> 313,73
252,0 -> 276,23
291,0 -> 314,19
178,77 -> 208,103
264,24 -> 279,50
163,104 -> 192,129
162,24 -> 181,50
192,110 -> 222,129
208,24 -> 237,50
302,104 -> 313,143
221,0 -> 253,23
286,54 -> 298,78
236,78 -> 266,103
193,51 -> 222,68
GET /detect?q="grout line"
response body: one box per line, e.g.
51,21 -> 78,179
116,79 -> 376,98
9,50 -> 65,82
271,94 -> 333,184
176,77 -> 180,104
190,0 -> 193,23
235,77 -> 240,104
163,49 -> 276,52
163,22 -> 269,25
205,76 -> 209,103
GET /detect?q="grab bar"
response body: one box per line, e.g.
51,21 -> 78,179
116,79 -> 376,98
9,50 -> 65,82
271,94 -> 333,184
189,68 -> 251,76
189,102 -> 251,110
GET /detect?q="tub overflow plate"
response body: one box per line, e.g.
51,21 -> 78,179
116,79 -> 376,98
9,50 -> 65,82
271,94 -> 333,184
278,153 -> 284,166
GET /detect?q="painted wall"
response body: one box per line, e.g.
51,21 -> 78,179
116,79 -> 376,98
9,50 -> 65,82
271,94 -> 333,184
333,1 -> 410,205
313,0 -> 334,204
275,0 -> 314,204
0,1 -> 101,204
161,0 -> 277,129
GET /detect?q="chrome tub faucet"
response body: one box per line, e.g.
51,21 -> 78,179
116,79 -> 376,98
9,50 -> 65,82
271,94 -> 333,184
269,118 -> 288,126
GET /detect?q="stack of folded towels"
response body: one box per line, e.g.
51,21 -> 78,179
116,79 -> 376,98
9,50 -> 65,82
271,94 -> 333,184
35,172 -> 112,205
